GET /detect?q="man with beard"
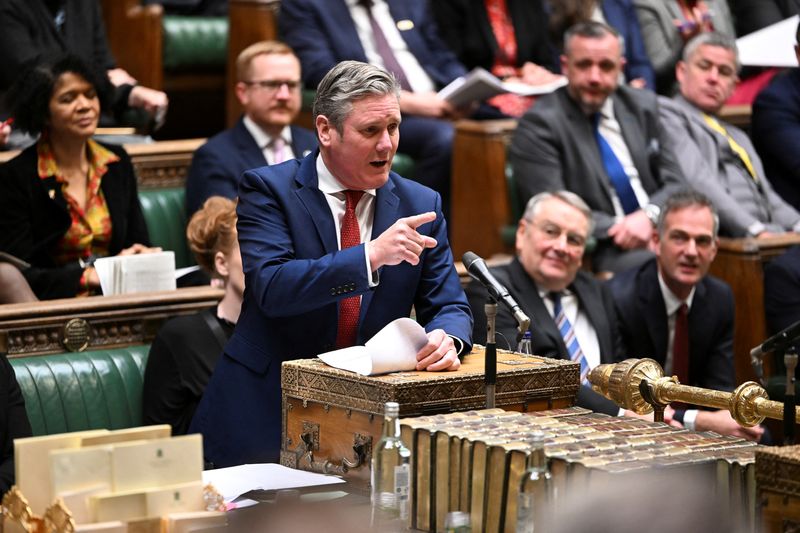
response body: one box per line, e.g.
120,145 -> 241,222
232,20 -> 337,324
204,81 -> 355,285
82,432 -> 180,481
509,21 -> 684,273
185,41 -> 317,214
608,190 -> 764,441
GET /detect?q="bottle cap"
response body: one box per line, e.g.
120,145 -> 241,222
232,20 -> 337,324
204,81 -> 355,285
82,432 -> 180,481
384,401 -> 400,416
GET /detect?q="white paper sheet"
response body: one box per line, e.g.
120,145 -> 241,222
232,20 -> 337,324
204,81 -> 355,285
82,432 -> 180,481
438,67 -> 567,107
94,251 -> 176,295
317,317 -> 428,375
737,15 -> 799,67
201,464 -> 345,503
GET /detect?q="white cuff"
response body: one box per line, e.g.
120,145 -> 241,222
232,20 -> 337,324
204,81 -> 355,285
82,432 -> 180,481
684,409 -> 699,431
747,221 -> 766,237
363,242 -> 379,287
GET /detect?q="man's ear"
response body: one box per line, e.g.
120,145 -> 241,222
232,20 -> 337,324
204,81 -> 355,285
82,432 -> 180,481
235,82 -> 249,107
316,115 -> 333,147
676,60 -> 687,86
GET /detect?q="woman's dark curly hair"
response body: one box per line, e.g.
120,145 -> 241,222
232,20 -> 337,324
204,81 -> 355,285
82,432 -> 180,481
4,54 -> 113,135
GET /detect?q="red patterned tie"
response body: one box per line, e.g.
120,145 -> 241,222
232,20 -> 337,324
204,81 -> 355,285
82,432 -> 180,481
336,190 -> 365,348
673,303 -> 690,385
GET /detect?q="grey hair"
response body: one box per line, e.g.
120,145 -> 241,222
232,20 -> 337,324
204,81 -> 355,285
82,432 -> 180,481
657,190 -> 720,238
312,60 -> 400,134
682,32 -> 740,72
563,21 -> 621,56
522,191 -> 595,235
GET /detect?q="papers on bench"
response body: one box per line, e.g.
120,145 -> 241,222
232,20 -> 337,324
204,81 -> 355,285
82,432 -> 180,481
202,464 -> 345,503
438,67 -> 567,108
317,317 -> 428,376
94,251 -> 176,296
737,15 -> 799,67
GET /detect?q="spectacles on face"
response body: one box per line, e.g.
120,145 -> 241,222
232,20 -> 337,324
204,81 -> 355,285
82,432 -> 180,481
243,79 -> 302,93
527,220 -> 587,251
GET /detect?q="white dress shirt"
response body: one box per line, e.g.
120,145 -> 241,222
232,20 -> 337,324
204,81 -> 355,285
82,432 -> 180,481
598,98 -> 650,218
345,0 -> 436,93
316,154 -> 378,286
243,117 -> 296,165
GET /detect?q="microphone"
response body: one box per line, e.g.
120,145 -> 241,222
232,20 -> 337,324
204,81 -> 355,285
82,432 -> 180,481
462,251 -> 530,334
750,319 -> 800,361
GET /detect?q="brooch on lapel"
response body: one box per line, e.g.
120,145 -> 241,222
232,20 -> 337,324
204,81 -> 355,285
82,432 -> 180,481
396,19 -> 413,31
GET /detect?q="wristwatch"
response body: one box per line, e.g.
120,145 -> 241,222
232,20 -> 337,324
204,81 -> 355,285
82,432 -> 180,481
644,203 -> 661,226
78,255 -> 97,269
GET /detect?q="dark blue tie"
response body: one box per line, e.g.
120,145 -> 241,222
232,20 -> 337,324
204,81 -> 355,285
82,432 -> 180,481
592,113 -> 640,215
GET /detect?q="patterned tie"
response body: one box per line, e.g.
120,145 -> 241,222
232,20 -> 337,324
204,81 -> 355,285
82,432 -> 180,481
270,137 -> 287,165
357,0 -> 412,91
702,114 -> 758,181
550,292 -> 590,383
592,113 -> 640,215
484,0 -> 517,73
336,190 -> 365,348
672,303 -> 690,385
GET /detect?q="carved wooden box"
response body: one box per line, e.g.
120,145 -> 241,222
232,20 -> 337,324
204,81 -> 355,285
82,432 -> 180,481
757,445 -> 800,532
279,348 -> 579,485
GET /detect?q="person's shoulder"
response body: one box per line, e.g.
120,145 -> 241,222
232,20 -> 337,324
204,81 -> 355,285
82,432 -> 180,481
155,310 -> 211,341
701,272 -> 733,298
524,88 -> 570,118
616,85 -> 658,110
96,140 -> 131,161
607,259 -> 653,294
197,126 -> 241,155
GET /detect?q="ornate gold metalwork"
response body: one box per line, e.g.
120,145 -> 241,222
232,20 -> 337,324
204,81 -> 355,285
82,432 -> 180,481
62,319 -> 90,352
589,358 -> 800,427
43,499 -> 75,533
2,486 -> 36,532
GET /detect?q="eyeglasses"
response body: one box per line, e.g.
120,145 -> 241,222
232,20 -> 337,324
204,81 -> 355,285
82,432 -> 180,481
243,79 -> 302,92
526,220 -> 587,250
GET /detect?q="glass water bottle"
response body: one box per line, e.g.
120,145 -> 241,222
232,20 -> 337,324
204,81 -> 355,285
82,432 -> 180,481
516,431 -> 552,533
371,401 -> 411,530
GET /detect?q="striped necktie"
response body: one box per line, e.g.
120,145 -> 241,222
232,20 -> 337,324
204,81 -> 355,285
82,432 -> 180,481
550,291 -> 590,383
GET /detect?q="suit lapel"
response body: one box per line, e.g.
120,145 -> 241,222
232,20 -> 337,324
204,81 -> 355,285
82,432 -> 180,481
638,261 -> 669,365
332,0 -> 369,62
507,260 -> 567,359
571,274 -> 613,363
614,92 -> 652,188
359,176 -> 400,322
293,153 -> 337,255
233,118 -> 268,169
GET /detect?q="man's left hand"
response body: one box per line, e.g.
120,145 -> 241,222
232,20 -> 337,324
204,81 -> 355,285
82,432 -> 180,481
416,329 -> 460,372
608,210 -> 652,250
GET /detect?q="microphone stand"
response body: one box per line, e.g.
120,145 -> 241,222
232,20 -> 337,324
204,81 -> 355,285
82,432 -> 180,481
784,347 -> 798,445
484,296 -> 497,409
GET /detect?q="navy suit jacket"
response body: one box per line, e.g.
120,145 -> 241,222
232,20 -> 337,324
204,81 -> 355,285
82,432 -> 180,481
190,151 -> 473,467
278,0 -> 467,89
185,118 -> 317,214
601,0 -> 656,89
465,258 -> 625,415
608,259 -> 735,394
764,246 -> 800,335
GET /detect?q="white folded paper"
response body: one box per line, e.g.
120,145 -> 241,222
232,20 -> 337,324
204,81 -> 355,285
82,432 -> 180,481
94,251 -> 176,295
317,317 -> 429,376
438,67 -> 567,108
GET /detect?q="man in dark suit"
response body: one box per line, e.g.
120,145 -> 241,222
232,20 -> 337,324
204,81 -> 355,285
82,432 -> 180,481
185,41 -> 317,215
509,21 -> 684,273
752,22 -> 800,212
466,191 -> 626,415
278,0 -> 486,216
728,0 -> 800,37
608,190 -> 764,440
190,61 -> 472,467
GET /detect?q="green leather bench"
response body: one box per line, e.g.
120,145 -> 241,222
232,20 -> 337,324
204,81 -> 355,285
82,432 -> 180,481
10,346 -> 149,437
138,187 -> 193,269
162,16 -> 228,73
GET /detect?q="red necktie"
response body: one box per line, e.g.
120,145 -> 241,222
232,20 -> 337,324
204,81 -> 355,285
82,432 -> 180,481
672,303 -> 690,385
336,190 -> 365,348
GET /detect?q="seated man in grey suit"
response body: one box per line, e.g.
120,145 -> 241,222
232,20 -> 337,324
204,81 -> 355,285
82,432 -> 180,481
510,21 -> 684,273
466,191 -> 632,415
659,33 -> 800,238
608,190 -> 764,441
185,41 -> 317,214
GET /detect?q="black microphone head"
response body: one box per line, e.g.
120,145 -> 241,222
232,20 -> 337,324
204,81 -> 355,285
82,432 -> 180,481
462,251 -> 480,268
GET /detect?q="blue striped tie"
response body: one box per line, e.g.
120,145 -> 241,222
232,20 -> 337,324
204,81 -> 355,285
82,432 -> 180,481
550,292 -> 590,383
592,113 -> 640,215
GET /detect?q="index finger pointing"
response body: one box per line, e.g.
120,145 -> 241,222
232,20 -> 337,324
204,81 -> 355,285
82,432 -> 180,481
403,211 -> 436,229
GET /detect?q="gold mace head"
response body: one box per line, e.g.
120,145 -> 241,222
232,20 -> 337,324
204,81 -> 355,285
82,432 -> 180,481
588,358 -> 666,414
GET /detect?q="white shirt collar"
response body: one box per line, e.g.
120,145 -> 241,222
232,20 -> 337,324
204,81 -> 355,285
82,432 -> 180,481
242,115 -> 293,150
315,154 -> 377,198
598,97 -> 615,121
657,270 -> 696,316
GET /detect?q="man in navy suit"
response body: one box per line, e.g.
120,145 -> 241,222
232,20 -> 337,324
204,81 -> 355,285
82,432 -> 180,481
185,41 -> 317,215
190,61 -> 472,467
278,0 -> 486,217
608,190 -> 764,441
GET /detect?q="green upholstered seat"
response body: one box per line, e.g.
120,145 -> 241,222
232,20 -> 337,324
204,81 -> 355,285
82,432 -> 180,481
138,188 -> 193,268
10,346 -> 150,437
162,16 -> 228,71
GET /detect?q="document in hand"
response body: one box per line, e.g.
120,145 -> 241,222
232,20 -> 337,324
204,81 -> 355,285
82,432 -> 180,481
94,251 -> 177,295
437,67 -> 567,108
318,317 -> 429,375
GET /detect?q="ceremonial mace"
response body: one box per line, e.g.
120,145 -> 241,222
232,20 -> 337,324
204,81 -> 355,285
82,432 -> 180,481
588,358 -> 800,427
